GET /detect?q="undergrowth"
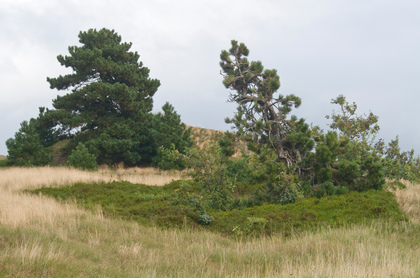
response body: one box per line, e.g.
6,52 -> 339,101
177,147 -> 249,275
30,180 -> 407,237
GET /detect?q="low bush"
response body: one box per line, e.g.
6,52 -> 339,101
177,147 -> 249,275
30,180 -> 406,236
0,158 -> 8,167
208,190 -> 407,236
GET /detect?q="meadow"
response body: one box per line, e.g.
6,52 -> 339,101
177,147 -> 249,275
0,166 -> 419,277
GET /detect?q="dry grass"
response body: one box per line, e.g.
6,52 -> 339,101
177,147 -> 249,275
393,180 -> 420,224
189,125 -> 249,157
1,167 -> 419,277
0,165 -> 185,192
190,125 -> 225,150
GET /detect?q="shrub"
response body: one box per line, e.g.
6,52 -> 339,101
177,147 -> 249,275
0,158 -> 8,167
218,131 -> 236,157
67,143 -> 97,170
232,217 -> 268,237
187,144 -> 235,210
156,143 -> 187,170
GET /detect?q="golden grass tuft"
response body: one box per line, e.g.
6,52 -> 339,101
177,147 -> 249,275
393,180 -> 420,224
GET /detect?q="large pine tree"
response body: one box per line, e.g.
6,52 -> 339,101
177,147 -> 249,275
47,28 -> 160,165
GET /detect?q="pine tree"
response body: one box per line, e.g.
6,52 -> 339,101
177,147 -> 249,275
6,119 -> 51,166
220,40 -> 314,169
46,28 -> 160,165
151,102 -> 192,168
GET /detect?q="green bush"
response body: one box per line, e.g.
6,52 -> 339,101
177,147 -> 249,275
187,144 -> 235,210
0,158 -> 8,167
210,190 -> 407,236
218,131 -> 236,157
156,143 -> 187,170
67,143 -> 97,170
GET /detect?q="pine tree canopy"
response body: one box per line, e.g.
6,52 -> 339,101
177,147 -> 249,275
46,28 -> 161,165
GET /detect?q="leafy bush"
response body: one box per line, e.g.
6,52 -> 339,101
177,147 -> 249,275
156,143 -> 187,170
187,144 -> 235,210
67,143 -> 97,170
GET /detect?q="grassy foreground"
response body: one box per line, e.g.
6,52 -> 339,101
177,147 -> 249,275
1,167 -> 420,277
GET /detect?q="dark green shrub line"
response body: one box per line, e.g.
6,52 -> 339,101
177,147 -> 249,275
30,180 -> 407,237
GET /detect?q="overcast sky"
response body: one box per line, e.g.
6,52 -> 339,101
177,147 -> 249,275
1,0 -> 419,156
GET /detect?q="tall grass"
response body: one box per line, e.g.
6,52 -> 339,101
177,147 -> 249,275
1,167 -> 419,277
394,180 -> 420,224
0,165 -> 185,192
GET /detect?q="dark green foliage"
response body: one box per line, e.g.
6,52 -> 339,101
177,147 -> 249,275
218,40 -> 417,196
6,106 -> 58,166
326,94 -> 380,142
304,130 -> 385,194
220,40 -> 314,169
382,136 -> 420,182
189,142 -> 303,208
31,181 -> 194,228
152,102 -> 192,169
232,217 -> 268,237
306,182 -> 346,198
209,190 -> 407,236
6,119 -> 51,166
218,131 -> 236,157
188,144 -> 235,210
66,143 -> 97,170
174,190 -> 213,225
0,158 -> 8,167
156,144 -> 187,170
302,95 -> 387,193
30,182 -> 406,236
33,107 -> 60,147
46,28 -> 160,165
